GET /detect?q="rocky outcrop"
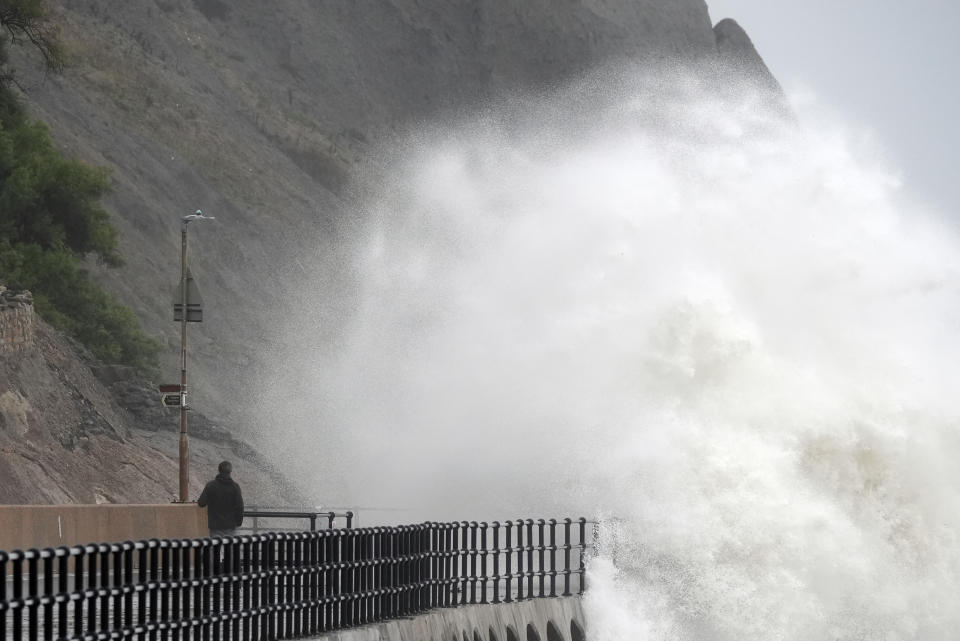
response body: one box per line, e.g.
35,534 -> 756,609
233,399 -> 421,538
0,289 -> 300,505
0,287 -> 37,352
714,18 -> 784,97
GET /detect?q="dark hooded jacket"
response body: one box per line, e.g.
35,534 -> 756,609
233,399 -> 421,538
197,472 -> 244,531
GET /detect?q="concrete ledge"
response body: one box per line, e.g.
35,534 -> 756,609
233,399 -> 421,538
0,504 -> 206,550
314,596 -> 585,641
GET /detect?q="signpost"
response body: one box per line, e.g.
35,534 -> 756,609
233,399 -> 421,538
159,383 -> 183,407
172,210 -> 214,503
173,269 -> 203,322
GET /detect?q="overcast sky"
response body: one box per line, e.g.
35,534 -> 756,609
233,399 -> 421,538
704,0 -> 959,217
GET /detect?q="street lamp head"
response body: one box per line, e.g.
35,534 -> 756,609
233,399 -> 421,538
182,209 -> 216,224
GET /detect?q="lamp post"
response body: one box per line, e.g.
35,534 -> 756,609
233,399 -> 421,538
176,210 -> 214,502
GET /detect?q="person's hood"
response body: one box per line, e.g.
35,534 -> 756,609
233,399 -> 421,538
215,473 -> 233,484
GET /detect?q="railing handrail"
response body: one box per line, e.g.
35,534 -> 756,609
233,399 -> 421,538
242,509 -> 355,531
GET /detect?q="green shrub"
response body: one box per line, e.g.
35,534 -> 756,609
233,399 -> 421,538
0,95 -> 160,376
0,0 -> 159,377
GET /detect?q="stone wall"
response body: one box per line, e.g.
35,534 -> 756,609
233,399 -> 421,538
0,287 -> 36,352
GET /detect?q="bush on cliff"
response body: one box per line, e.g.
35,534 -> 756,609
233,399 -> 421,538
0,4 -> 160,376
0,241 -> 161,375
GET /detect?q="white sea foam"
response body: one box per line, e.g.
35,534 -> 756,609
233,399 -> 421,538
261,67 -> 960,639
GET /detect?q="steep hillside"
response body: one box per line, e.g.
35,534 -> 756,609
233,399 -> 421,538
0,287 -> 298,504
4,0 -> 778,497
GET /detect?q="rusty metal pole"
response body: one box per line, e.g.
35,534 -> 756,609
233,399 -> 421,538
179,222 -> 189,502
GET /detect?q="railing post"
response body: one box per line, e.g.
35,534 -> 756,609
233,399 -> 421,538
345,512 -> 354,529
329,529 -> 343,632
317,529 -> 334,633
515,519 -> 525,601
133,543 -> 147,639
342,528 -> 354,629
165,541 -> 177,641
201,539 -> 212,641
294,533 -> 305,638
230,536 -> 241,641
252,535 -> 265,641
295,532 -> 305,636
376,526 -> 385,620
315,531 -> 328,635
13,552 -> 23,641
537,519 -> 546,597
357,528 -> 368,625
408,525 -> 417,616
235,536 -> 255,641
86,546 -> 97,636
419,523 -> 430,613
266,533 -> 277,641
562,519 -> 572,597
408,524 -> 417,615
73,546 -> 85,640
57,548 -> 69,641
548,519 -> 557,597
468,522 -> 478,605
525,519 -> 535,600
160,541 -> 171,641
410,525 -> 420,614
84,545 -> 97,637
361,527 -> 369,623
479,522 -> 489,604
503,521 -> 513,604
427,523 -> 437,609
357,526 -> 367,624
308,531 -> 319,636
338,528 -> 348,630
275,533 -> 285,639
98,544 -> 110,636
442,523 -> 454,607
399,525 -> 409,617
578,518 -> 587,595
39,549 -> 52,641
491,522 -> 501,605
25,550 -> 37,641
379,527 -> 390,620
457,521 -> 470,605
281,532 -> 293,638
379,526 -> 388,618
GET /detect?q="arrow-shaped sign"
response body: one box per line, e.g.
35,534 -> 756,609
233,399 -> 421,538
161,394 -> 184,407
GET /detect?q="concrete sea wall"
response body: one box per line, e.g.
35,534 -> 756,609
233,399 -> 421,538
0,504 -> 206,551
314,596 -> 585,641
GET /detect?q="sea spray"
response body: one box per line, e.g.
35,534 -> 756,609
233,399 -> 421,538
260,66 -> 960,639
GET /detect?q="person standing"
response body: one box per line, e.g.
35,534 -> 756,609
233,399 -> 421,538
197,460 -> 244,537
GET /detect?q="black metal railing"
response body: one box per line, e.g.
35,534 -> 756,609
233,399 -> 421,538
0,518 -> 590,641
241,510 -> 354,533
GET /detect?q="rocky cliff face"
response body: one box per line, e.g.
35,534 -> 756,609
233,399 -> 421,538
0,288 -> 298,504
4,0 -> 777,500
